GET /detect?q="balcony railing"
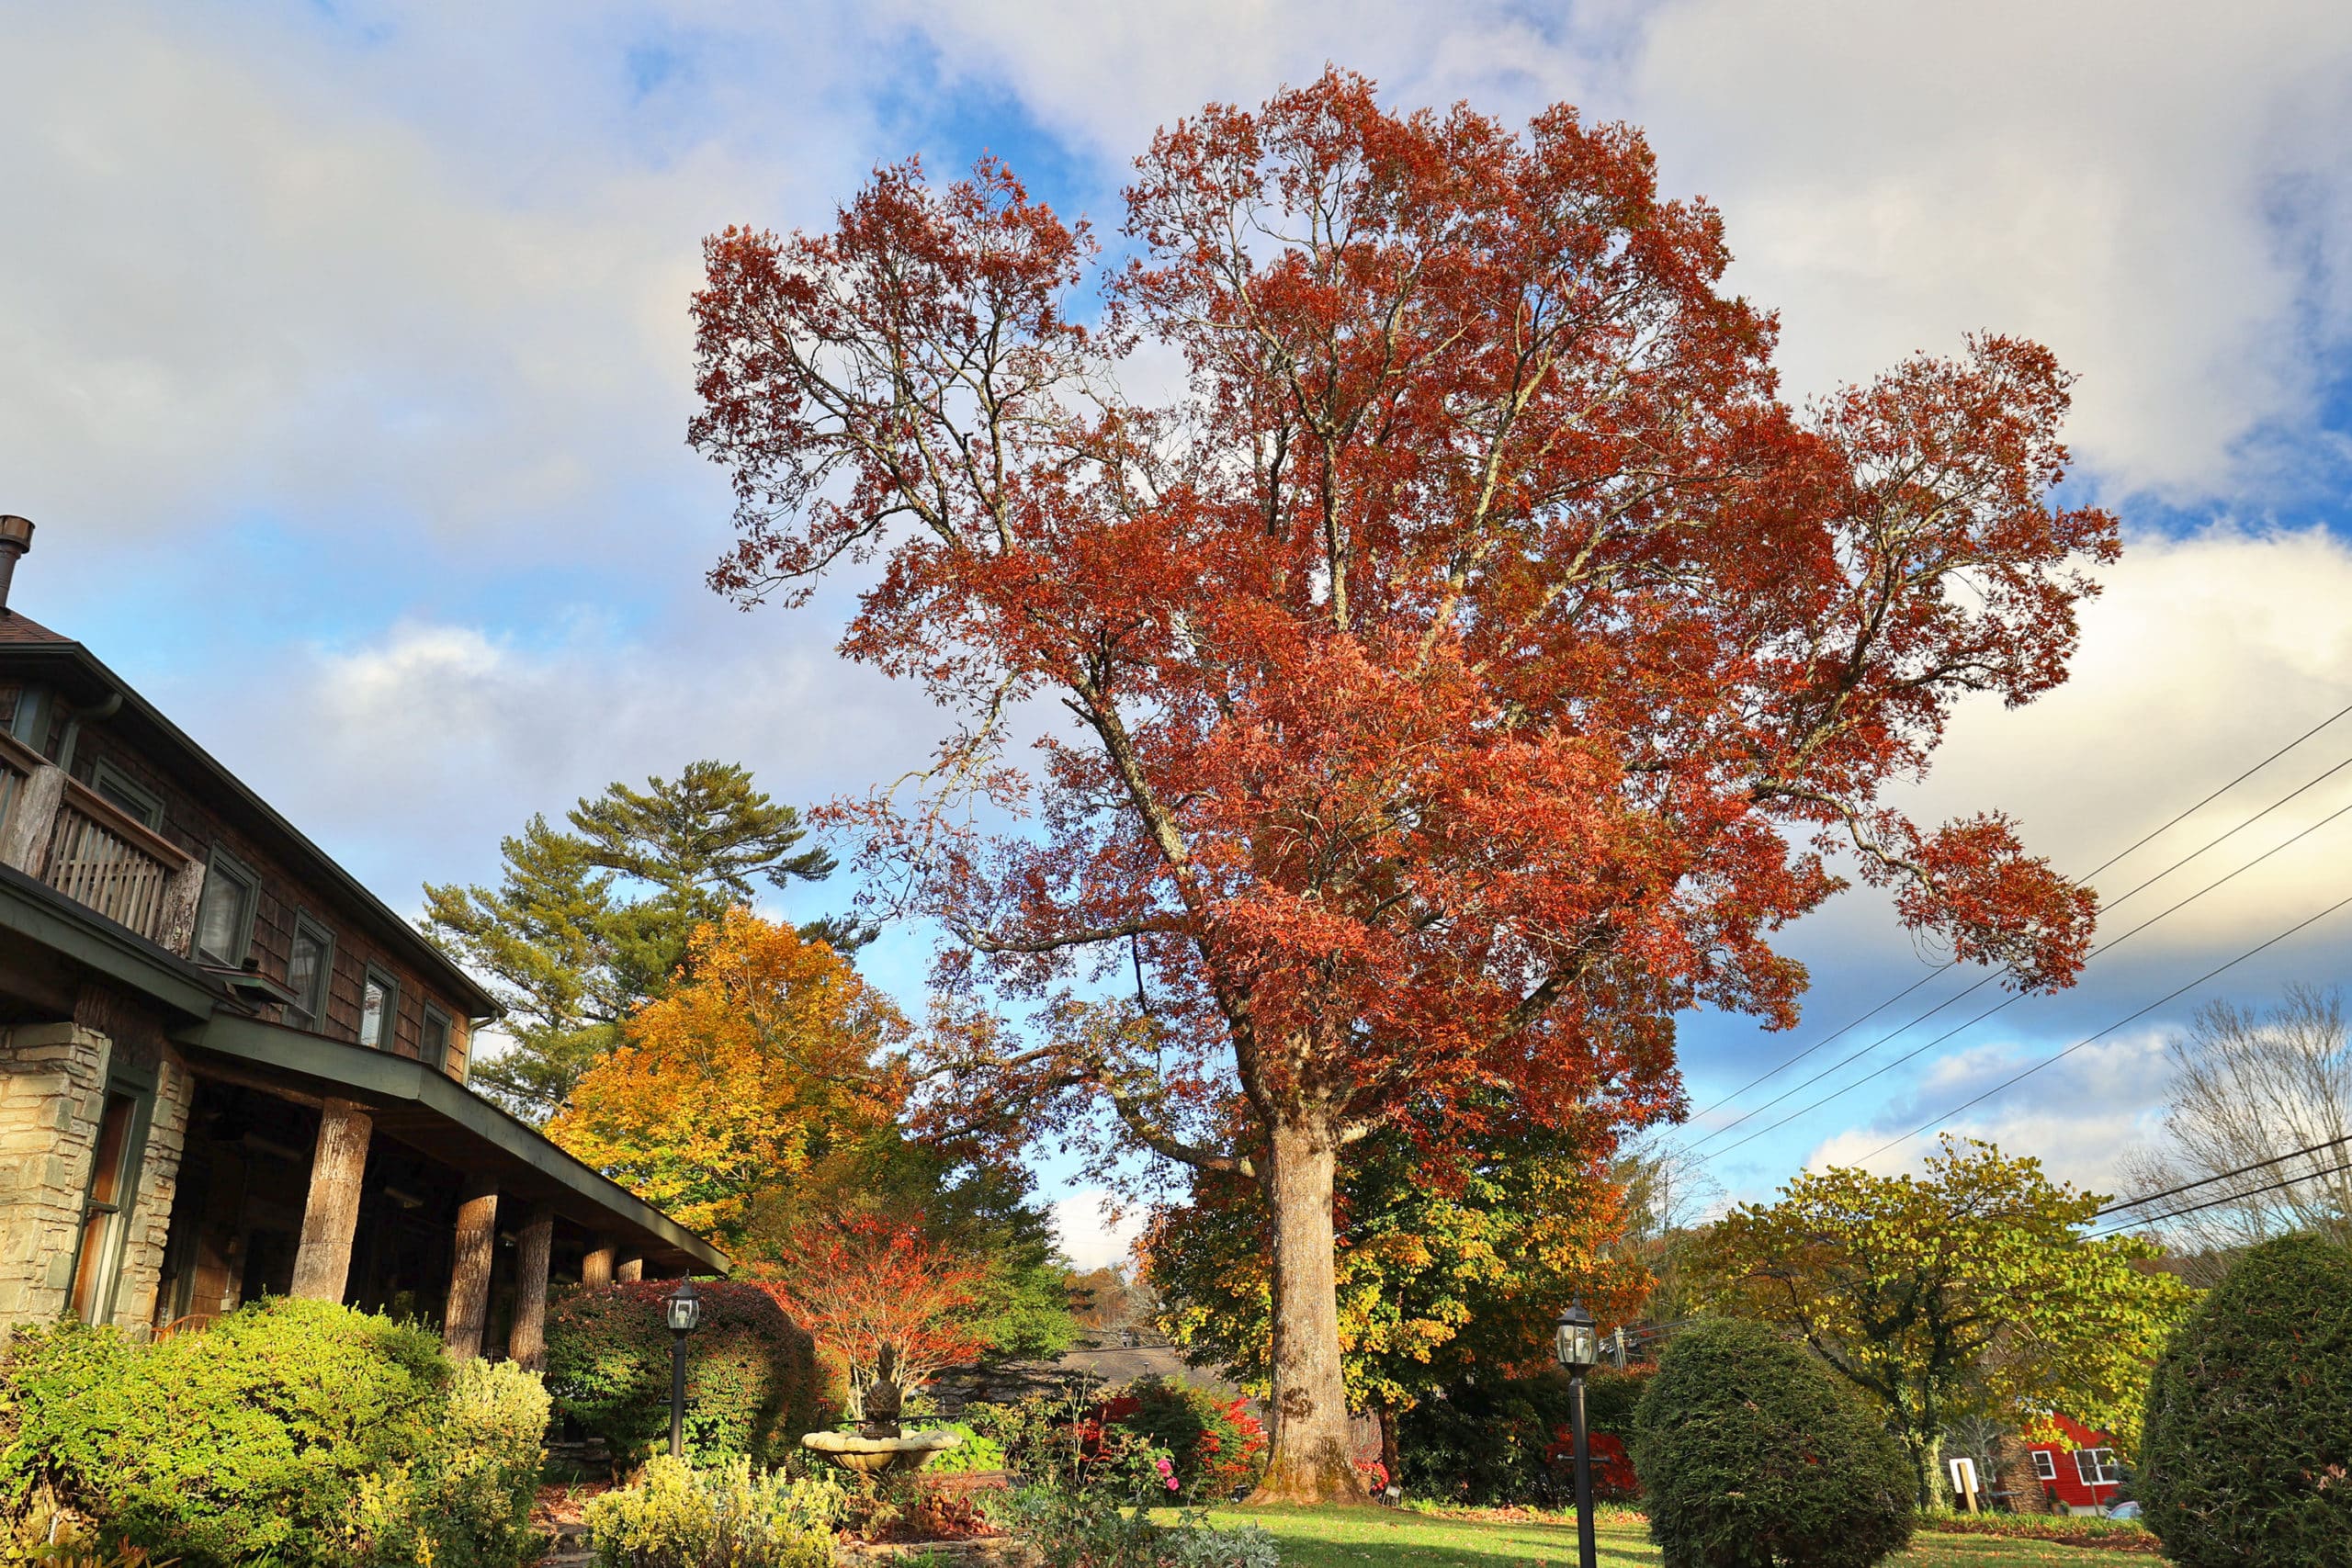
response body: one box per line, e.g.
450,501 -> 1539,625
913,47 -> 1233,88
0,730 -> 204,952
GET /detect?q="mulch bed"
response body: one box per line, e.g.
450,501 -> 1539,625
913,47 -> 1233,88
1917,1516 -> 2165,1554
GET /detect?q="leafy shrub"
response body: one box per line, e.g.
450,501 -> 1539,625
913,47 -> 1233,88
1396,1366 -> 1652,1505
0,1299 -> 453,1568
547,1280 -> 820,1467
989,1487 -> 1279,1568
1100,1380 -> 1267,1502
2139,1233 -> 2352,1566
348,1358 -> 552,1568
915,1423 -> 1009,1473
584,1456 -> 840,1568
1632,1319 -> 1915,1568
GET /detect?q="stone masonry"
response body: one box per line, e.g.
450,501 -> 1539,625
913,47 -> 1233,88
0,1015 -> 190,1335
0,1022 -> 112,1324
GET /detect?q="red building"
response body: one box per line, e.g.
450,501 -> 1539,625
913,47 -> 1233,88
2018,1413 -> 2124,1514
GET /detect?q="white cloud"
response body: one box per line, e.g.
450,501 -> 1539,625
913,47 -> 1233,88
1804,1031 -> 2173,1192
1051,1188 -> 1146,1272
888,0 -> 2352,502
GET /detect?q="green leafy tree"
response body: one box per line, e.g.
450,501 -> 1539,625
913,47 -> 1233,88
1146,1116 -> 1649,1473
1696,1136 -> 2194,1508
423,760 -> 855,1120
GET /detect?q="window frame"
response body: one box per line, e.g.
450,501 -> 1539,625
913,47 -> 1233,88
359,964 -> 401,1051
284,911 -> 336,1031
88,760 -> 164,831
66,1074 -> 154,1325
193,845 -> 261,967
419,1003 -> 453,1070
2074,1448 -> 2119,1487
2030,1450 -> 2058,1483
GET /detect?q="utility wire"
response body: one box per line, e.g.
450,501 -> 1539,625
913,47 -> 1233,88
2086,1151 -> 2352,1242
1702,795 -> 2352,1166
2090,1134 -> 2352,1218
1860,886 -> 2352,1162
1678,699 -> 2352,1129
1693,774 -> 2352,1161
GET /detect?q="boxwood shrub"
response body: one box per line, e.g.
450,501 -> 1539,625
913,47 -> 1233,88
545,1280 -> 820,1467
2139,1232 -> 2352,1565
0,1296 -> 546,1568
1632,1319 -> 1914,1568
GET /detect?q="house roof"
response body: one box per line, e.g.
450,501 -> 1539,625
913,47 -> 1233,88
0,610 -> 73,645
0,617 -> 501,1021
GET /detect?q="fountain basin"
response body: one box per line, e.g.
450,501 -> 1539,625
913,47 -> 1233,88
801,1428 -> 963,1478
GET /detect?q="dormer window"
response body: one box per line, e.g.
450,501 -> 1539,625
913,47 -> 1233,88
194,848 -> 259,966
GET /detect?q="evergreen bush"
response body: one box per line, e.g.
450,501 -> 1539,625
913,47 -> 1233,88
348,1357 -> 553,1568
1396,1365 -> 1651,1504
2139,1232 -> 2352,1565
584,1455 -> 841,1568
546,1280 -> 820,1467
0,1298 -> 523,1568
1632,1319 -> 1914,1568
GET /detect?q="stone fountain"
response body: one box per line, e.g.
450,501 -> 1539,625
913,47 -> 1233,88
800,1348 -> 963,1478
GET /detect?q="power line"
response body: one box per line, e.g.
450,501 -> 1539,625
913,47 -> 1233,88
1696,786 -> 2352,1165
2086,1150 -> 2352,1242
2091,1134 -> 2352,1218
1679,699 -> 2352,1137
1860,886 -> 2352,1162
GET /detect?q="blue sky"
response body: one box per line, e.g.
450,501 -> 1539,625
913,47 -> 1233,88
8,0 -> 2352,1266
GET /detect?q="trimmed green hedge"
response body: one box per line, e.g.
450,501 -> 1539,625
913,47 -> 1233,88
2140,1233 -> 2352,1565
0,1297 -> 547,1568
1632,1319 -> 1914,1568
545,1280 -> 820,1467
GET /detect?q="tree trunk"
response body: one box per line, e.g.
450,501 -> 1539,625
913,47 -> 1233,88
1376,1403 -> 1402,1494
1248,1112 -> 1367,1506
1905,1430 -> 1946,1512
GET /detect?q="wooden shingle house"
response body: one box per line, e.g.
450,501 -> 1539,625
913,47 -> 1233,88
0,514 -> 721,1360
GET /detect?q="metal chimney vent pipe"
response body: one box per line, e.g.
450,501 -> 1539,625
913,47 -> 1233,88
0,515 -> 31,615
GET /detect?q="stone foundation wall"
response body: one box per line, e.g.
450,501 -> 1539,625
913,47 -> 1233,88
0,1022 -> 113,1325
0,999 -> 195,1337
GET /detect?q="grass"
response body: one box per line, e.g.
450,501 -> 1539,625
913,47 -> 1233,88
1210,1505 -> 2165,1567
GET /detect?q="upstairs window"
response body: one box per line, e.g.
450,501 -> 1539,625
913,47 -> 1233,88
2075,1448 -> 2120,1487
359,965 -> 400,1050
421,1005 -> 453,1071
90,761 -> 164,831
285,915 -> 335,1030
194,848 -> 259,966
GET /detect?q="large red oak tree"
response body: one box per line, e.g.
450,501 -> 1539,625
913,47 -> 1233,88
688,72 -> 2115,1502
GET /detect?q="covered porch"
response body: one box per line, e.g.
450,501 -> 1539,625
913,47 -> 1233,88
161,1013 -> 725,1359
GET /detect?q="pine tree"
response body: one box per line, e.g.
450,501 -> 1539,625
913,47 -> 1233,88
422,760 -> 857,1120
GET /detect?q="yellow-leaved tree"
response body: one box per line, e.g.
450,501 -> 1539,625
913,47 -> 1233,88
548,908 -> 908,1243
1695,1136 -> 2193,1509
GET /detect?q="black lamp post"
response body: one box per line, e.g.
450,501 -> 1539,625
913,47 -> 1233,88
1555,1297 -> 1600,1568
664,1276 -> 702,1459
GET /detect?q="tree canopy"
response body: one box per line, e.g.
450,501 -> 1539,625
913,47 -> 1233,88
1695,1136 -> 2193,1506
423,760 -> 854,1120
688,70 -> 2113,1498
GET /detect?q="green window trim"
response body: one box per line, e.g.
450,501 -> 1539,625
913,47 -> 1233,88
285,912 -> 336,1031
66,1078 -> 154,1326
193,846 -> 260,968
89,760 -> 164,831
359,964 -> 401,1051
420,1003 -> 452,1069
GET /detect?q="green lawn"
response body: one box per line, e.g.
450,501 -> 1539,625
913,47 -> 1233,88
1211,1506 -> 2161,1567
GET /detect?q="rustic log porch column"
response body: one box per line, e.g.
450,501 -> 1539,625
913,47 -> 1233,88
288,1098 -> 374,1303
506,1203 -> 554,1370
444,1173 -> 499,1359
616,1256 -> 643,1282
582,1236 -> 616,1287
